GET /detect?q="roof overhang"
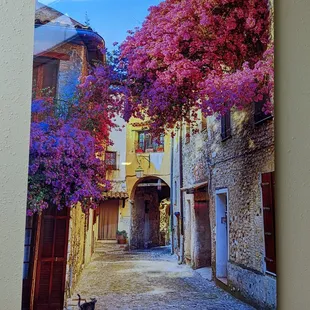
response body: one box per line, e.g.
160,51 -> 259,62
180,181 -> 208,192
102,191 -> 129,200
34,23 -> 105,63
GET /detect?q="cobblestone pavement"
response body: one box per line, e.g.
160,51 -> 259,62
67,244 -> 254,310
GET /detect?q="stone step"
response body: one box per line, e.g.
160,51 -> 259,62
94,242 -> 129,253
96,239 -> 117,244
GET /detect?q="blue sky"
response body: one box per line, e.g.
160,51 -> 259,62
39,0 -> 163,51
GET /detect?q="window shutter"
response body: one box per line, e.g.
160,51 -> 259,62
254,96 -> 272,124
105,151 -> 117,170
42,59 -> 59,97
261,172 -> 276,274
201,114 -> 207,131
221,110 -> 231,140
35,207 -> 69,309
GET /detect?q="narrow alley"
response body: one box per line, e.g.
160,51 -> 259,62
66,243 -> 253,310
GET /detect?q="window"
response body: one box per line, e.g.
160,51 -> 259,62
201,114 -> 207,131
33,57 -> 60,98
254,97 -> 272,124
137,131 -> 164,152
105,151 -> 117,170
221,110 -> 231,141
261,171 -> 276,274
185,123 -> 190,143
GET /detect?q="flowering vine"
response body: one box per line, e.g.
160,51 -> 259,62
120,0 -> 274,136
27,56 -> 124,215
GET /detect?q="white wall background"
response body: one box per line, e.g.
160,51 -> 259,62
0,0 -> 34,308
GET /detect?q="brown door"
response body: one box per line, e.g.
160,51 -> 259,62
34,207 -> 70,310
98,200 -> 119,240
22,215 -> 38,310
262,172 -> 276,274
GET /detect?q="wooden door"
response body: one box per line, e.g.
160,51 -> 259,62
262,172 -> 276,274
34,207 -> 70,310
98,200 -> 119,240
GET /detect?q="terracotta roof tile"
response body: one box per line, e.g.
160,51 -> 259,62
102,191 -> 129,199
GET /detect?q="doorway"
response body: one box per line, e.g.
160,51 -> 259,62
98,200 -> 119,240
34,207 -> 70,310
215,189 -> 229,283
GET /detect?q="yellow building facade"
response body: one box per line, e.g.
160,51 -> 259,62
125,117 -> 171,249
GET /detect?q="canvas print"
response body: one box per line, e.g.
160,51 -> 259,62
22,0 -> 275,309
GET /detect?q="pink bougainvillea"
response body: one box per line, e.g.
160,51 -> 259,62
120,0 -> 274,135
27,60 -> 123,215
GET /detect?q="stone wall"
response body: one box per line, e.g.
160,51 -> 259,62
227,262 -> 276,309
130,187 -> 160,249
207,103 -> 275,308
172,118 -> 212,268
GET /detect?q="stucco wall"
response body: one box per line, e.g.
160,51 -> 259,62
0,0 -> 34,308
65,205 -> 86,300
65,206 -> 97,303
126,117 -> 171,201
171,129 -> 181,257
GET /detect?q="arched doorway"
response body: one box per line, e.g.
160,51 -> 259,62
130,177 -> 170,249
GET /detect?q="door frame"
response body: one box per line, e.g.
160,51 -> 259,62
215,188 -> 229,280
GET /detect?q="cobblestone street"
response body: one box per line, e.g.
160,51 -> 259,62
67,243 -> 254,310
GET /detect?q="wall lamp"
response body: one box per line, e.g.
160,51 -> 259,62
135,154 -> 151,178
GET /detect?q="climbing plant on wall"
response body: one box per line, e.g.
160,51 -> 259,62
120,0 -> 274,136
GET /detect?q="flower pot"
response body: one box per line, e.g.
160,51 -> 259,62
118,238 -> 127,244
136,149 -> 143,153
117,235 -> 127,244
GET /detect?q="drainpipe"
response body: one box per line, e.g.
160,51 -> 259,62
170,135 -> 174,255
179,125 -> 184,264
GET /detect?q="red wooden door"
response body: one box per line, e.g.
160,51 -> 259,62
262,172 -> 276,274
34,207 -> 70,310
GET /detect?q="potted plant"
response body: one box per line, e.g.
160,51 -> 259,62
116,230 -> 128,244
136,148 -> 143,153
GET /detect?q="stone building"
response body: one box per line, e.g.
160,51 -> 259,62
208,104 -> 276,309
171,103 -> 276,309
171,113 -> 212,272
21,3 -> 106,310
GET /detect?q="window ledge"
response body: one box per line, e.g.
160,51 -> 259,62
136,151 -> 164,154
221,135 -> 232,142
265,271 -> 277,278
254,115 -> 273,126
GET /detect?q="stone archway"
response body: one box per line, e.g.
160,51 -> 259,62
130,177 -> 170,249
